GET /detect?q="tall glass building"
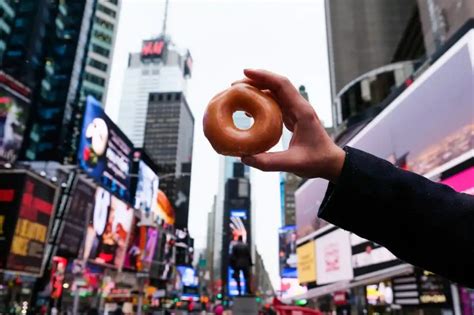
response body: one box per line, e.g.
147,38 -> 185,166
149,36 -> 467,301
0,0 -> 15,63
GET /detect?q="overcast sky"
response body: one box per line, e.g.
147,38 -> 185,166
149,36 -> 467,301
106,0 -> 331,288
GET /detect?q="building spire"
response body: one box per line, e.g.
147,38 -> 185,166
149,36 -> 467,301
162,0 -> 170,37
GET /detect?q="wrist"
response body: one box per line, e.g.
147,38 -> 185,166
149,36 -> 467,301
325,146 -> 346,184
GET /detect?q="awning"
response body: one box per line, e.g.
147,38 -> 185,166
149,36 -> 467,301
285,264 -> 414,302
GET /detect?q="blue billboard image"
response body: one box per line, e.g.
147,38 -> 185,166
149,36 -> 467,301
78,96 -> 134,201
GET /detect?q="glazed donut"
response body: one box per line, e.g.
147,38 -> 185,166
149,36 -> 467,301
203,83 -> 283,156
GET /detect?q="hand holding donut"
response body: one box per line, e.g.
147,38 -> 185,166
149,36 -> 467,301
203,69 -> 346,183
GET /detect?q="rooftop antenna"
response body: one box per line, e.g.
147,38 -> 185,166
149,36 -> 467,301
162,0 -> 170,37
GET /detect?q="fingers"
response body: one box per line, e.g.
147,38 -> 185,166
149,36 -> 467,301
241,151 -> 295,172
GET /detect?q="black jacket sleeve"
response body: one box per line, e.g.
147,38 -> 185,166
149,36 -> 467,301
318,146 -> 474,287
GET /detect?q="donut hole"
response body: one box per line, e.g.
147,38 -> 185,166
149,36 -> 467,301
233,111 -> 254,130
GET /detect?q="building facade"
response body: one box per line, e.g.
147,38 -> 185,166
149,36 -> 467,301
79,0 -> 121,105
117,37 -> 191,148
143,91 -> 194,229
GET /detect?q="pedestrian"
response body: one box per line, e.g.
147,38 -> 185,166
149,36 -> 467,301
236,69 -> 474,287
112,302 -> 124,315
214,303 -> 224,315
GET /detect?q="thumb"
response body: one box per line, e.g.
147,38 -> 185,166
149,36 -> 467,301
241,151 -> 294,172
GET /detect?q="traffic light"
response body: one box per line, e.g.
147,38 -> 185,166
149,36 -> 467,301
256,297 -> 262,303
295,299 -> 307,306
216,293 -> 223,300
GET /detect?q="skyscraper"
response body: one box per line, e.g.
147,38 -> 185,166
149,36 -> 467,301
117,37 -> 192,147
144,90 -> 194,229
78,0 -> 121,105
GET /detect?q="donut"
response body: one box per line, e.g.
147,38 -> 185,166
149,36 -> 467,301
203,83 -> 283,156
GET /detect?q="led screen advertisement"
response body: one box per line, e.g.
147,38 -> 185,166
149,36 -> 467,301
440,167 -> 474,195
57,177 -> 96,258
82,187 -> 134,269
78,96 -> 134,201
279,225 -> 297,278
0,171 -> 58,276
123,223 -> 158,272
227,209 -> 250,296
134,160 -> 159,214
0,73 -> 30,164
295,30 -> 474,241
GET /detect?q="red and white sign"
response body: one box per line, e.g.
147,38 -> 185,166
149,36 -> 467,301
141,40 -> 165,58
316,230 -> 353,285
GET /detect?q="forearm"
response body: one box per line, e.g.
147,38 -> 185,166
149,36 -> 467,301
319,146 -> 474,287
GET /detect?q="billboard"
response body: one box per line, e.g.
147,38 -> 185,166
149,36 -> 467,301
82,187 -> 134,269
351,233 -> 400,277
295,30 -> 474,241
315,230 -> 353,285
296,240 -> 317,284
0,171 -> 58,276
78,96 -> 134,201
0,72 -> 30,163
123,223 -> 157,272
134,160 -> 159,214
440,166 -> 474,195
57,177 -> 95,258
227,209 -> 250,296
279,225 -> 297,278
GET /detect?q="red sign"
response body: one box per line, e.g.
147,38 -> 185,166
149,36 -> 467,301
141,40 -> 165,58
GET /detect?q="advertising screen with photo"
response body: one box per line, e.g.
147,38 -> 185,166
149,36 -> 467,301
57,178 -> 95,258
134,160 -> 159,214
315,229 -> 353,285
78,96 -> 134,201
227,209 -> 250,296
279,225 -> 298,278
295,31 -> 474,242
83,187 -> 134,269
0,172 -> 57,275
0,77 -> 30,164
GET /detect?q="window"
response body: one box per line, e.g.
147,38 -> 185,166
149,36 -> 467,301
89,59 -> 108,71
84,73 -> 106,86
97,4 -> 116,18
93,30 -> 112,44
92,44 -> 110,57
95,17 -> 114,31
108,0 -> 119,5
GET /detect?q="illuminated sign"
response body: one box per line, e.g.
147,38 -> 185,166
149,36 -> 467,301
279,225 -> 297,278
0,171 -> 58,276
78,96 -> 134,201
1,74 -> 31,163
141,40 -> 165,58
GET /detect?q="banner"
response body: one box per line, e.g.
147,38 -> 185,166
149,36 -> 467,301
279,225 -> 297,278
315,230 -> 353,285
297,240 -> 317,284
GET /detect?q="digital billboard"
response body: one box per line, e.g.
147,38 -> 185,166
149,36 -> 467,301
227,209 -> 250,296
0,72 -> 30,164
440,166 -> 474,195
82,186 -> 134,269
57,177 -> 95,258
0,171 -> 58,276
78,96 -> 134,201
123,221 -> 158,272
134,160 -> 159,214
296,30 -> 474,241
279,225 -> 297,278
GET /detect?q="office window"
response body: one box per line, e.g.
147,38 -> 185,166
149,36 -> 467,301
92,44 -> 110,57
